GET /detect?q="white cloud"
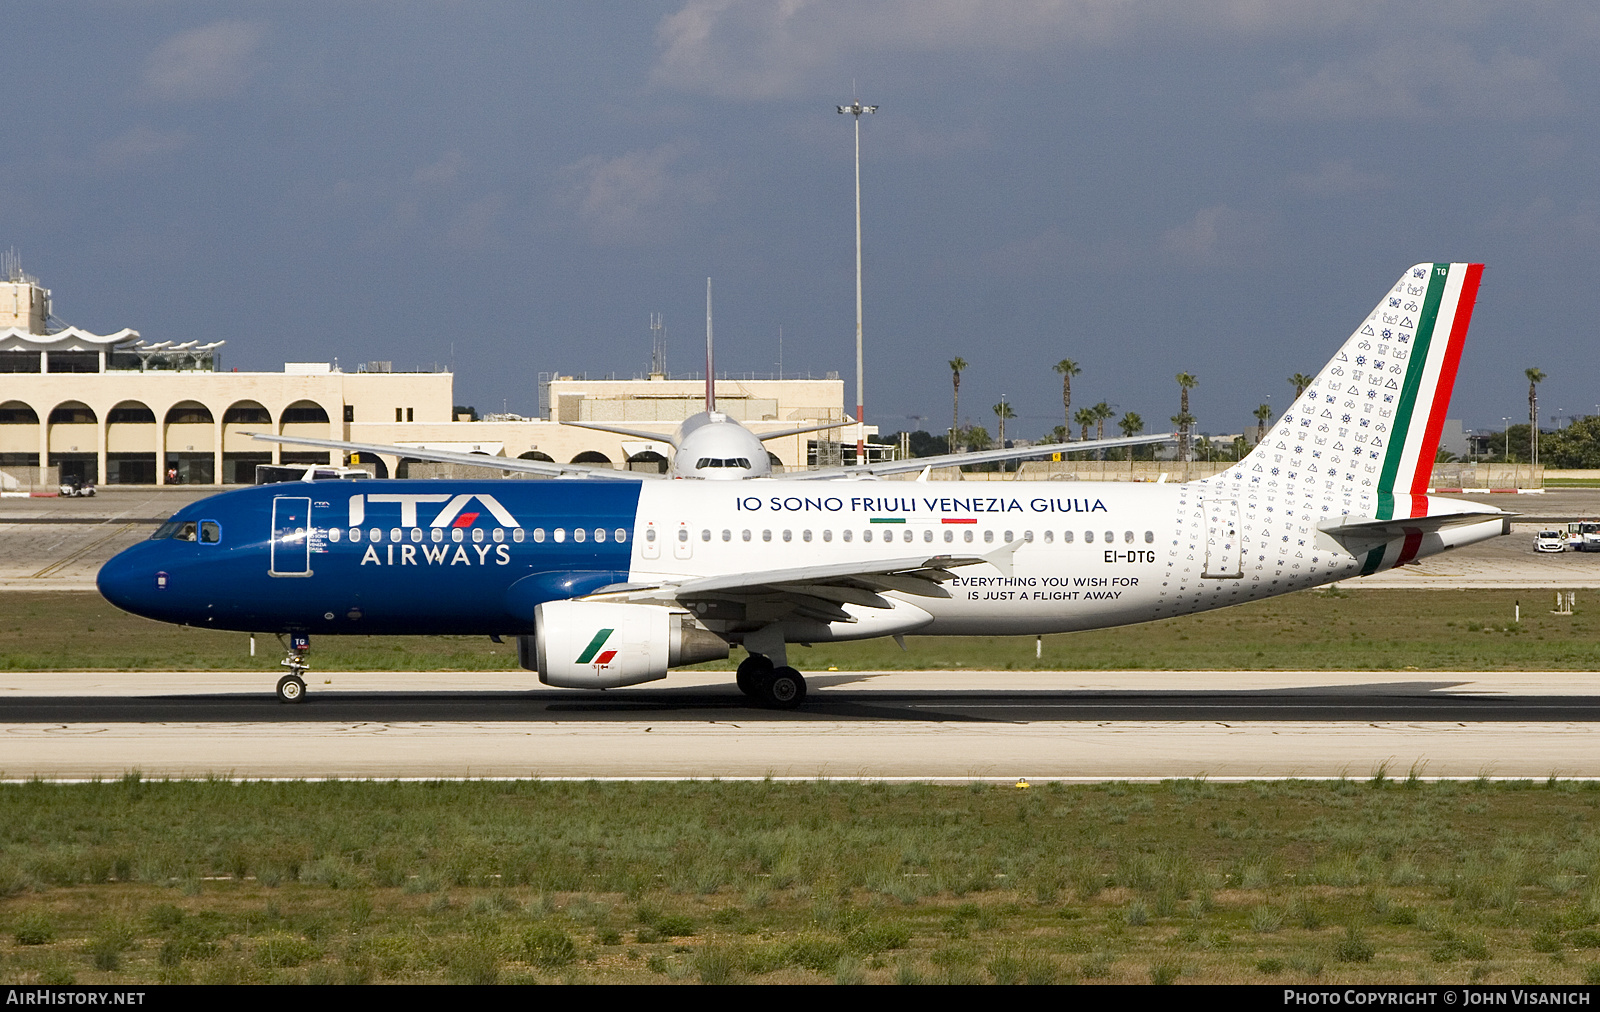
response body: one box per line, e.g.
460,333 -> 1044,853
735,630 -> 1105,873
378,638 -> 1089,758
95,126 -> 190,169
414,151 -> 469,186
143,21 -> 266,102
651,0 -> 1364,100
1160,205 -> 1270,267
1285,159 -> 1389,197
1253,42 -> 1563,121
556,143 -> 716,244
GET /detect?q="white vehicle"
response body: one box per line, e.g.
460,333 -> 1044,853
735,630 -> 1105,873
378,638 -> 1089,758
1566,521 -> 1600,551
1537,530 -> 1567,553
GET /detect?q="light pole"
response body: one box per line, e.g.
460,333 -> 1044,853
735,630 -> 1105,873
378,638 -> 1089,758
838,97 -> 876,465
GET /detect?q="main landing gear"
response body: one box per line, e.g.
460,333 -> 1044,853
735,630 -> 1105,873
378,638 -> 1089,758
277,633 -> 310,704
735,654 -> 807,710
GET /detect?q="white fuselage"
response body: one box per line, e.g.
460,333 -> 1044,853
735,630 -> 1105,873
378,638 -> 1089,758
624,477 -> 1505,641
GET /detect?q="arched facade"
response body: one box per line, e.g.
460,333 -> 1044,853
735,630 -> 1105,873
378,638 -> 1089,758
222,401 -> 273,484
106,400 -> 157,484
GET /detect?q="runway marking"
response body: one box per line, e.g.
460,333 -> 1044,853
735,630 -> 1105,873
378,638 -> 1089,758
29,522 -> 137,579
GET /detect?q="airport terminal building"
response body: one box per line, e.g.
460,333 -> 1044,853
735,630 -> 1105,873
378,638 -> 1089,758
1,270 -> 852,486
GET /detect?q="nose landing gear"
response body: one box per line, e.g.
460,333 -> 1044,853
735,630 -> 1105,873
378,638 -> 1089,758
277,633 -> 310,704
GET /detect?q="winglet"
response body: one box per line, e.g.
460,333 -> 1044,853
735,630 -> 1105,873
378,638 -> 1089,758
982,539 -> 1026,578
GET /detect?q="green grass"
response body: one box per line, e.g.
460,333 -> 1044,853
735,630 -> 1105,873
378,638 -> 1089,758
2,778 -> 1600,983
5,589 -> 1599,672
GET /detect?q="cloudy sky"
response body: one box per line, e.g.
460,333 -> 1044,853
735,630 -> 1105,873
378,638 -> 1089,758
4,2 -> 1596,438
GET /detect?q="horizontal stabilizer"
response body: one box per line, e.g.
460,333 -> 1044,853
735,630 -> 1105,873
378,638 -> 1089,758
1319,509 -> 1510,545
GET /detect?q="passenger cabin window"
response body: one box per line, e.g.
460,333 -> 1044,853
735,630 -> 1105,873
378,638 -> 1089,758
554,529 -> 566,543
1084,531 -> 1094,544
533,528 -> 546,542
1063,531 -> 1074,543
1124,531 -> 1134,543
574,528 -> 587,543
1145,531 -> 1154,543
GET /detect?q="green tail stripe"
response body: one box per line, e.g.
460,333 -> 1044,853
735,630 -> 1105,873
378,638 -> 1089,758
869,518 -> 905,523
1360,544 -> 1388,576
575,628 -> 613,664
1378,264 -> 1448,491
1358,493 -> 1401,575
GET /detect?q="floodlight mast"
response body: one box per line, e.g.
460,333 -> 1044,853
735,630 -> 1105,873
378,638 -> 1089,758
837,98 -> 876,465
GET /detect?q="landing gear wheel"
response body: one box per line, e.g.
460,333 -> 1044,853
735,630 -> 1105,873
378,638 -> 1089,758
736,655 -> 775,698
762,667 -> 807,710
276,674 -> 307,704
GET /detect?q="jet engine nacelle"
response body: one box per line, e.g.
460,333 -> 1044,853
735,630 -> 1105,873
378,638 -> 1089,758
526,601 -> 729,688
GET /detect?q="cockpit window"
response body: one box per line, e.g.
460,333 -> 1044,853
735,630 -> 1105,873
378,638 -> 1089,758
150,521 -> 180,540
174,522 -> 198,542
694,457 -> 753,469
150,520 -> 199,541
200,521 -> 221,544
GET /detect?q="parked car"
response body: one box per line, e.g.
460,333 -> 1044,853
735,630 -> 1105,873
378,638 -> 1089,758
1535,530 -> 1567,553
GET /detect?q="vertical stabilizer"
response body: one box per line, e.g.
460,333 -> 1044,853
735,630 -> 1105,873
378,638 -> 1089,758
1219,263 -> 1484,502
705,278 -> 716,413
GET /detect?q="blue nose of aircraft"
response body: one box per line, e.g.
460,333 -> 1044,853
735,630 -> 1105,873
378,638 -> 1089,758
96,543 -> 167,620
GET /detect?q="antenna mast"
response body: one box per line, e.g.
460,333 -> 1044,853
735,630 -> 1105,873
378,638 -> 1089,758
649,313 -> 666,376
705,278 -> 715,412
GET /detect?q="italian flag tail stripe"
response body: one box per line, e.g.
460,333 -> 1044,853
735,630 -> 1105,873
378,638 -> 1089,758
1377,263 -> 1484,495
1409,264 -> 1483,494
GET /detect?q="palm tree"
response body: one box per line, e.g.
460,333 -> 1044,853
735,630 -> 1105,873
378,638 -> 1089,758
948,357 -> 967,453
1074,406 -> 1096,447
1091,401 -> 1114,461
1170,411 -> 1195,466
1527,367 -> 1546,469
1053,359 -> 1081,439
992,401 -> 1015,467
1118,411 -> 1143,470
1289,372 -> 1314,399
1175,372 -> 1198,462
1253,403 -> 1272,445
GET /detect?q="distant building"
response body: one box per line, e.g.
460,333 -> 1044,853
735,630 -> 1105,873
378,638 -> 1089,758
1,267 -> 851,484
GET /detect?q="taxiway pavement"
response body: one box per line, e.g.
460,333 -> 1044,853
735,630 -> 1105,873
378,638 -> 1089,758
2,670 -> 1595,781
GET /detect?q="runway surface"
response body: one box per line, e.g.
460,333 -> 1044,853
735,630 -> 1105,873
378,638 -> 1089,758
3,670 -> 1596,781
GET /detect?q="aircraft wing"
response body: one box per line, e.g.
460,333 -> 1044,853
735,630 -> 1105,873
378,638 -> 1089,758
559,420 -> 681,448
794,433 -> 1176,480
245,432 -> 656,480
752,419 -> 854,442
582,551 -> 1009,624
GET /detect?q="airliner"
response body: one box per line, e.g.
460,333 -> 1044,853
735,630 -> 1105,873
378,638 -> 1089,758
251,278 -> 1166,480
98,263 -> 1506,709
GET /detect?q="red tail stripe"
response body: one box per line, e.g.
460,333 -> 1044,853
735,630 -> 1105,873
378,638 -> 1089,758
1410,264 -> 1484,495
1395,527 -> 1425,567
